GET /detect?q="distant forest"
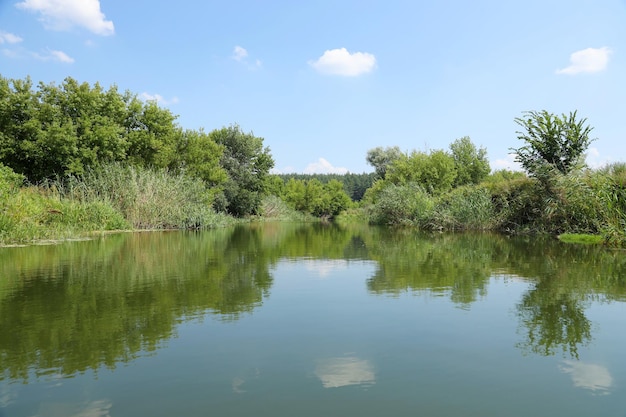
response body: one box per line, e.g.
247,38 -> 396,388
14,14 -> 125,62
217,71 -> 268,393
276,172 -> 377,201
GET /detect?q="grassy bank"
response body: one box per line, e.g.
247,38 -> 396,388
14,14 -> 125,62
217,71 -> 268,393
1,163 -> 232,246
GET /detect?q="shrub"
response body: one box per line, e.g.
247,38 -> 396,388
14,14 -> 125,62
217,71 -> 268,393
368,182 -> 434,226
430,185 -> 494,230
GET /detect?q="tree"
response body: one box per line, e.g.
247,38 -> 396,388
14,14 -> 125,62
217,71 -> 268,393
512,110 -> 594,177
449,136 -> 490,186
366,146 -> 403,179
178,129 -> 227,203
386,150 -> 457,194
210,125 -> 274,216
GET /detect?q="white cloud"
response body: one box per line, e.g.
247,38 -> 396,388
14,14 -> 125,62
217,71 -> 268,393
49,49 -> 74,62
585,147 -> 612,169
556,47 -> 612,75
232,45 -> 248,61
304,158 -> 349,174
32,48 -> 74,63
309,48 -> 376,76
16,0 -> 115,36
231,45 -> 262,69
490,154 -> 522,172
0,31 -> 23,44
140,92 -> 180,106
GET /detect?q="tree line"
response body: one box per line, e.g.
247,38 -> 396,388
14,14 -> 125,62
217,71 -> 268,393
0,76 -> 277,216
2,74 -> 625,245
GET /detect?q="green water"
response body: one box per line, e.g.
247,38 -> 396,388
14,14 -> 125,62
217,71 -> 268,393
1,223 -> 625,416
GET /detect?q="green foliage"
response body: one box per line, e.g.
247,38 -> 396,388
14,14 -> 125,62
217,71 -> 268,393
0,75 -> 233,203
0,184 -> 128,245
0,163 -> 24,199
586,165 -> 626,246
281,178 -> 352,217
210,125 -> 274,216
366,146 -> 403,179
486,176 -> 545,232
430,185 -> 494,230
483,169 -> 526,184
512,110 -> 594,177
177,129 -> 227,201
258,195 -> 307,221
449,136 -> 490,186
276,172 -> 376,202
386,149 -> 457,194
558,234 -> 604,245
368,182 -> 434,226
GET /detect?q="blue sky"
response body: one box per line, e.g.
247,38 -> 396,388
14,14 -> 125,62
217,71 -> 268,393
1,0 -> 624,174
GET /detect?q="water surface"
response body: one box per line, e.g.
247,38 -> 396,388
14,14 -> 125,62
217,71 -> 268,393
1,223 -> 625,416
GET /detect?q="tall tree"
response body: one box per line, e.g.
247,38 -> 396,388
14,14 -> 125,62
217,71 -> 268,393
512,110 -> 594,177
449,136 -> 490,186
366,146 -> 403,179
386,150 -> 457,194
210,125 -> 274,216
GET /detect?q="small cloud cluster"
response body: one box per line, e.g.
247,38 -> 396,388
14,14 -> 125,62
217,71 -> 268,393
2,45 -> 74,63
309,48 -> 376,76
140,92 -> 180,106
231,46 -> 262,69
0,31 -> 23,44
304,158 -> 349,174
16,0 -> 115,36
36,48 -> 74,63
556,47 -> 612,75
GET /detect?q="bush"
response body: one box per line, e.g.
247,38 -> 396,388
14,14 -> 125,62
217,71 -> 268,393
486,177 -> 545,233
0,163 -> 25,199
430,185 -> 494,230
368,182 -> 434,226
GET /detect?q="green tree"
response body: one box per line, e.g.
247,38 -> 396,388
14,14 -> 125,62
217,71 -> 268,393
386,150 -> 457,194
178,129 -> 227,202
0,76 -> 186,182
366,146 -> 403,179
449,136 -> 490,186
512,110 -> 594,177
210,125 -> 274,216
283,178 -> 307,211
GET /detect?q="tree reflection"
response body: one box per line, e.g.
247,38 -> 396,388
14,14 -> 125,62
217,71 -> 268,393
516,281 -> 592,358
1,224 -> 626,381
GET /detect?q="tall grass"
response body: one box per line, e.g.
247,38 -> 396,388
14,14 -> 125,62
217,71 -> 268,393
59,163 -> 229,230
429,185 -> 495,231
0,184 -> 128,245
1,162 -> 230,245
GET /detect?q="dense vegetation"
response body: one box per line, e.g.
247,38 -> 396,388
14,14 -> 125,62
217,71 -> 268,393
359,112 -> 626,246
1,74 -> 625,246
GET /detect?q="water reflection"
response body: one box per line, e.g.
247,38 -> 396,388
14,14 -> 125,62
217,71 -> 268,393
1,223 -> 626,384
315,357 -> 375,388
33,399 -> 112,417
559,360 -> 613,395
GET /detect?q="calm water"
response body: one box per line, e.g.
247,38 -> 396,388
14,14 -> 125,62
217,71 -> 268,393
1,223 -> 626,417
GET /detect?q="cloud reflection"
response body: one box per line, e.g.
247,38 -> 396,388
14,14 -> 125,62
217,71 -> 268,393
559,360 -> 613,395
34,399 -> 112,417
315,356 -> 375,388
